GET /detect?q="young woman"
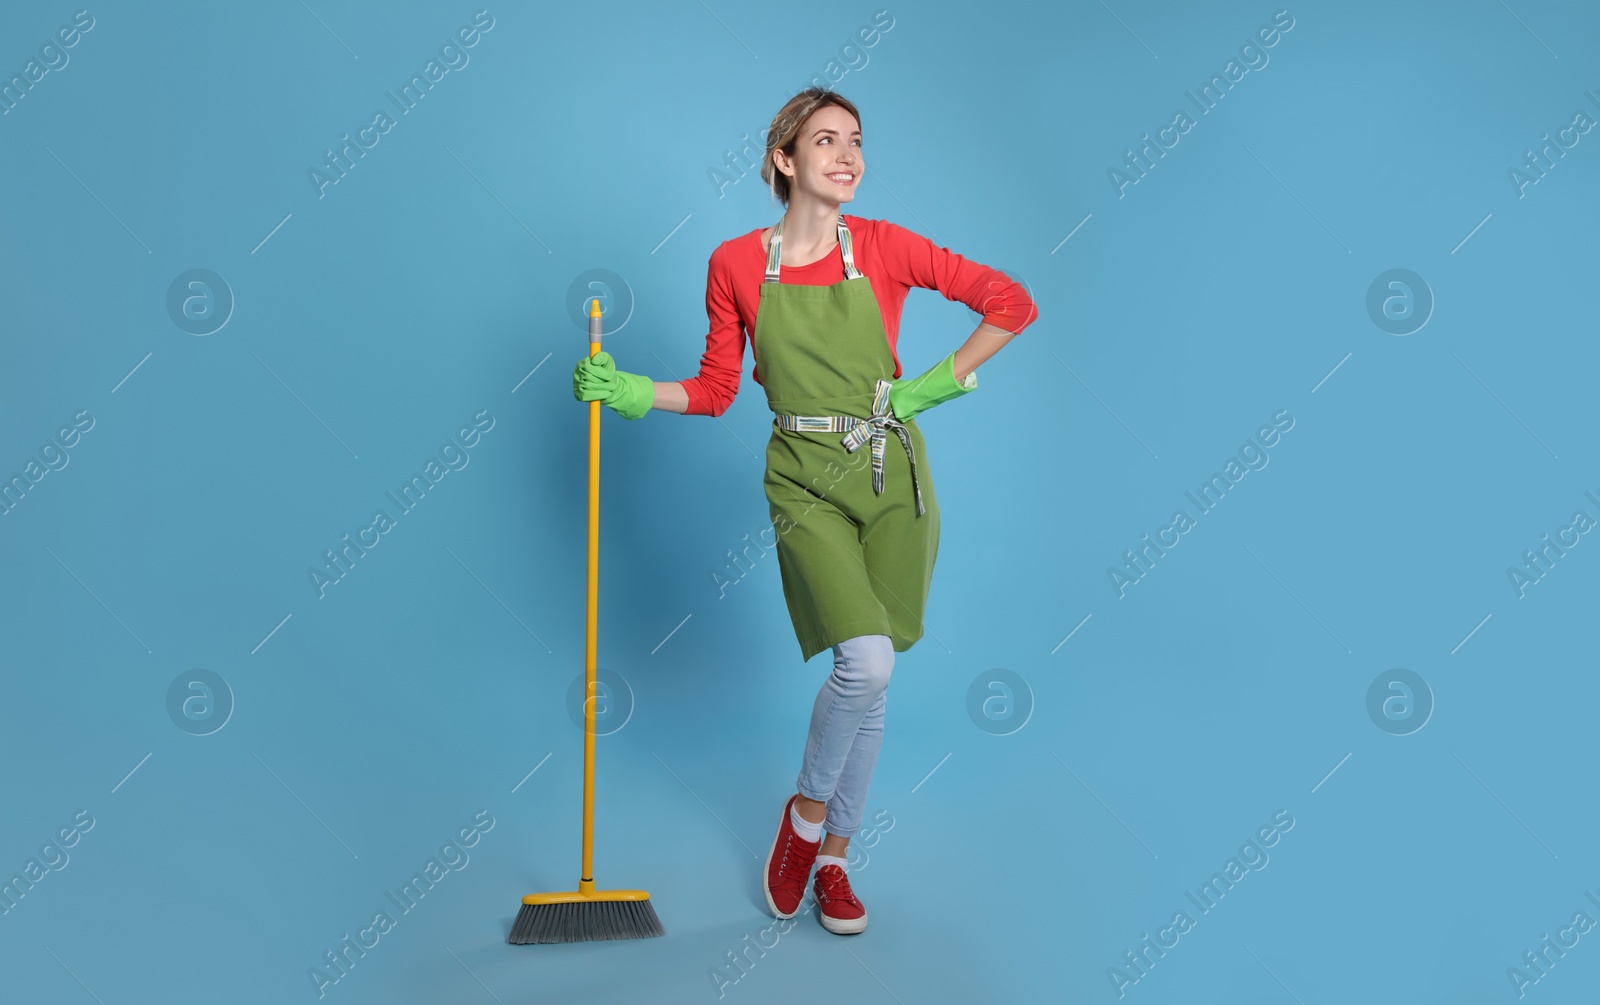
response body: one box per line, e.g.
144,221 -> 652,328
572,88 -> 1038,934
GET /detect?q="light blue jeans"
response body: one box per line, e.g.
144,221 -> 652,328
795,633 -> 894,839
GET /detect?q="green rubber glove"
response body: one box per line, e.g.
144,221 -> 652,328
572,351 -> 654,420
888,351 -> 977,423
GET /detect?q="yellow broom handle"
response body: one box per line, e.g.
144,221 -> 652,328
581,300 -> 602,895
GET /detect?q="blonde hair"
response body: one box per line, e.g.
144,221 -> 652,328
759,87 -> 862,206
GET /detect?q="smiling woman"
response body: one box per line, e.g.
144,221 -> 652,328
760,91 -> 864,207
572,84 -> 1038,938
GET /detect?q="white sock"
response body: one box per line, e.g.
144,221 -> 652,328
790,803 -> 823,843
814,854 -> 848,873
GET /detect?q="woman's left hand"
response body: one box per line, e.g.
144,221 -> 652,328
888,350 -> 977,423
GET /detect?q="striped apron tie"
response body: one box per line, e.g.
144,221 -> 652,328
772,378 -> 927,518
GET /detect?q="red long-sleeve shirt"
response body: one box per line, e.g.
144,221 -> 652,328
678,215 -> 1039,417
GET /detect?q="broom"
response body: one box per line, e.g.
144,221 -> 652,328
508,297 -> 664,944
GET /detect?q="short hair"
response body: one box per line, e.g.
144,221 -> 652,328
759,87 -> 862,206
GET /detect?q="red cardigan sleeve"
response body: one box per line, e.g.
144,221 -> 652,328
678,242 -> 743,417
871,218 -> 1038,335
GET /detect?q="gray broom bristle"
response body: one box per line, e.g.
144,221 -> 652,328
508,898 -> 665,944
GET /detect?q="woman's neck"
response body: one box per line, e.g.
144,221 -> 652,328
782,194 -> 843,257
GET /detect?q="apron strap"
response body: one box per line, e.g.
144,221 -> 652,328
771,379 -> 926,518
764,215 -> 865,284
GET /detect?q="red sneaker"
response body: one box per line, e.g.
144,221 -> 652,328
763,795 -> 820,919
812,863 -> 868,934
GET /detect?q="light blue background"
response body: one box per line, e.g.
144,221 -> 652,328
3,1 -> 1599,1003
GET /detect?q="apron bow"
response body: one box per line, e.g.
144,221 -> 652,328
838,379 -> 927,518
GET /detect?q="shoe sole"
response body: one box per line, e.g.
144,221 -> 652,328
815,897 -> 868,935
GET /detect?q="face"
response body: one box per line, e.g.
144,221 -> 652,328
775,103 -> 862,206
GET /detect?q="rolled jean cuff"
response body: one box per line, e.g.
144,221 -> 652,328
796,781 -> 831,803
822,820 -> 861,840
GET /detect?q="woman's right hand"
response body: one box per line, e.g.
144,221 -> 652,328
572,351 -> 655,420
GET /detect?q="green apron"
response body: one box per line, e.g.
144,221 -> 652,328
756,215 -> 940,663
